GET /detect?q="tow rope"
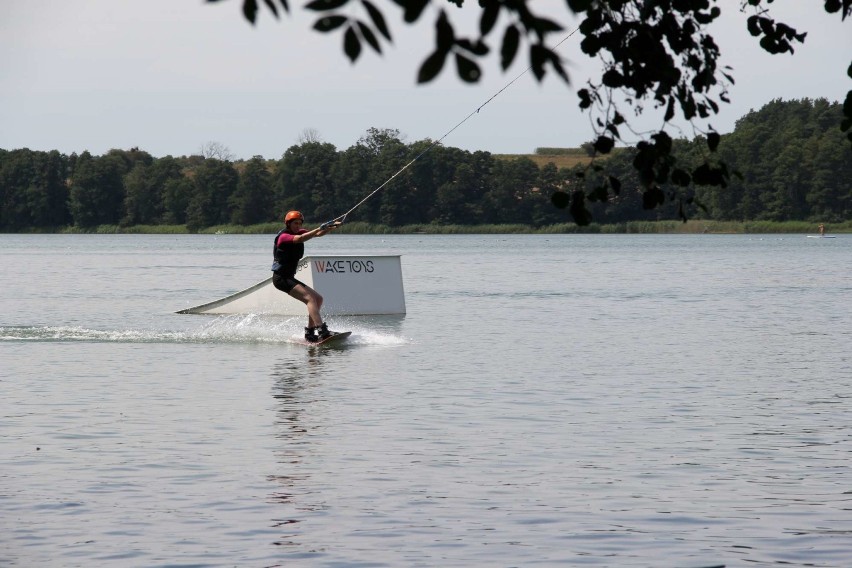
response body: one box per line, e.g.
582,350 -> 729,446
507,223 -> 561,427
320,30 -> 578,229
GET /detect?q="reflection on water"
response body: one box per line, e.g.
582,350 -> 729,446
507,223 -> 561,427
268,356 -> 329,549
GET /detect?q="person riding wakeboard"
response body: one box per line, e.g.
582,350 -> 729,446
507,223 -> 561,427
271,210 -> 342,342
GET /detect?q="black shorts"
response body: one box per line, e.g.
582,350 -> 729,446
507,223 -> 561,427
272,273 -> 306,294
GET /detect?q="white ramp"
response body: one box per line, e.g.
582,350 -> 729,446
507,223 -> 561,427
178,255 -> 405,316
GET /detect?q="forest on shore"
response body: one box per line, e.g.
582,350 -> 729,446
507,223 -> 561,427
1,98 -> 849,234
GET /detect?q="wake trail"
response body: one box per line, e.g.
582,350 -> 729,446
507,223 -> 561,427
0,315 -> 408,346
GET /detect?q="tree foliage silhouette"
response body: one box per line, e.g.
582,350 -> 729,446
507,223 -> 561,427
208,0 -> 851,224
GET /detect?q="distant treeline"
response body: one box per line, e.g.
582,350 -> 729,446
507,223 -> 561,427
1,98 -> 849,233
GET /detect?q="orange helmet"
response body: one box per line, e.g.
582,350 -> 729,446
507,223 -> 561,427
284,210 -> 304,225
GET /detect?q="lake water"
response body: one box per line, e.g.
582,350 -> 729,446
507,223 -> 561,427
1,233 -> 850,567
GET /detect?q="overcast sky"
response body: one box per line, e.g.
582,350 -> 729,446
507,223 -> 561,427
2,1 -> 849,160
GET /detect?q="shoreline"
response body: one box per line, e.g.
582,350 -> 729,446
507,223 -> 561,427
8,219 -> 847,236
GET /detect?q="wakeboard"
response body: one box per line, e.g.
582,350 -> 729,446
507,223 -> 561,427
298,331 -> 351,346
807,235 -> 836,238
